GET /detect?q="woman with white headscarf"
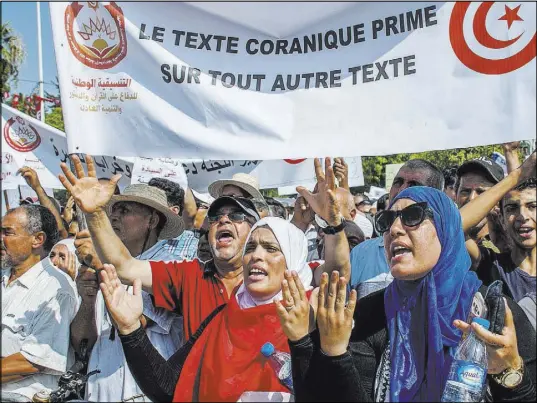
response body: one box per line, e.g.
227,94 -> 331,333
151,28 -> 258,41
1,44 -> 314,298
49,238 -> 80,281
98,213 -> 350,402
97,218 -> 315,401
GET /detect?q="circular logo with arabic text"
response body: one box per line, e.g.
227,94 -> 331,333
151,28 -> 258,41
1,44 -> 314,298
449,2 -> 536,75
65,2 -> 127,70
3,116 -> 42,152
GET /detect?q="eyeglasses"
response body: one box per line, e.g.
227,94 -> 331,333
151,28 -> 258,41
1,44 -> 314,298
208,212 -> 248,225
374,202 -> 434,235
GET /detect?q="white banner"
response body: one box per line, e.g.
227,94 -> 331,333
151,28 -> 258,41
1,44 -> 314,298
132,157 -> 364,193
1,106 -> 362,193
50,2 -> 536,160
1,104 -> 134,190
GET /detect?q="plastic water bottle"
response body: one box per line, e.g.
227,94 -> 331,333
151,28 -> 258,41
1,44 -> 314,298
441,317 -> 490,402
261,342 -> 294,393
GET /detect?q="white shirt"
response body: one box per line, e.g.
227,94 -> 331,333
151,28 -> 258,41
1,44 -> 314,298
1,258 -> 77,400
85,289 -> 183,402
304,224 -> 319,261
354,213 -> 374,238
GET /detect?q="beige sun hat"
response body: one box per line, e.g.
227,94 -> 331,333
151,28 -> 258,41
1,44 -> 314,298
106,184 -> 184,239
208,173 -> 264,200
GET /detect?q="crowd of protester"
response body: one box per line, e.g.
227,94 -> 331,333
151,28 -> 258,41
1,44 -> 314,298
1,141 -> 535,402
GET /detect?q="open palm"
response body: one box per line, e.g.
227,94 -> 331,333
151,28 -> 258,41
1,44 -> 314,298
297,158 -> 341,226
59,155 -> 121,214
519,150 -> 536,183
99,264 -> 143,334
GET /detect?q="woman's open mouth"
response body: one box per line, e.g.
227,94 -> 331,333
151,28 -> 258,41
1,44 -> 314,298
248,266 -> 268,282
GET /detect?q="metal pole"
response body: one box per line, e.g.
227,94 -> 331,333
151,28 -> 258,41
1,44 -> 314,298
36,2 -> 45,122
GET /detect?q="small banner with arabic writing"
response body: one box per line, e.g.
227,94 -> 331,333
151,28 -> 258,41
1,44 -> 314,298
1,104 -> 134,190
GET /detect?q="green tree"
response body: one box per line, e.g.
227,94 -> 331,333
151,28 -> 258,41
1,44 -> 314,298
1,23 -> 26,93
44,76 -> 64,131
45,106 -> 65,131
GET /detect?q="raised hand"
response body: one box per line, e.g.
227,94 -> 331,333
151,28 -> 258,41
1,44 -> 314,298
59,154 -> 121,215
333,157 -> 349,190
290,196 -> 314,232
99,264 -> 143,335
74,229 -> 104,270
317,271 -> 357,356
76,265 -> 100,303
65,251 -> 78,281
502,141 -> 520,153
17,166 -> 42,191
517,150 -> 536,183
62,196 -> 75,223
297,158 -> 341,226
275,271 -> 314,341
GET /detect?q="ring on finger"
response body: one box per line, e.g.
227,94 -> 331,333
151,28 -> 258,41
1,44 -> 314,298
284,304 -> 294,311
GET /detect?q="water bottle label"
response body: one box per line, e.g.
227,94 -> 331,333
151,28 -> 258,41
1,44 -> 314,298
278,361 -> 292,380
456,363 -> 486,388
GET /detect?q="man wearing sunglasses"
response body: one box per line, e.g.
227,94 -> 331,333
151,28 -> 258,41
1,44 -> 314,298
349,159 -> 445,296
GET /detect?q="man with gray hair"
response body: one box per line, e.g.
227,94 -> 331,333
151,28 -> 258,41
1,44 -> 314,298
1,205 -> 77,401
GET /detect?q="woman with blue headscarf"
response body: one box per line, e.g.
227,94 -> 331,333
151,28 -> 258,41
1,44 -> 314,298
279,187 -> 535,402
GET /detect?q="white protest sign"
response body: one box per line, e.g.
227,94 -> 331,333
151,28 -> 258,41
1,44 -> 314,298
1,104 -> 134,190
131,157 -> 188,189
1,152 -> 21,190
385,163 -> 405,191
367,186 -> 388,200
50,2 -> 536,159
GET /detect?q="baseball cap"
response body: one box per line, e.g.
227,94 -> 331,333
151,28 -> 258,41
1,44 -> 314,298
208,196 -> 261,222
457,158 -> 504,184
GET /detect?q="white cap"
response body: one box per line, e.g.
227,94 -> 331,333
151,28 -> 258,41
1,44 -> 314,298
192,189 -> 215,206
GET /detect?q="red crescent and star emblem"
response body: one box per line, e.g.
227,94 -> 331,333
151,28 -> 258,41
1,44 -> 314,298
449,2 -> 536,75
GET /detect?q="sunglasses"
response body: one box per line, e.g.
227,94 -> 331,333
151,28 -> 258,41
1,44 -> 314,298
374,202 -> 434,235
208,212 -> 248,225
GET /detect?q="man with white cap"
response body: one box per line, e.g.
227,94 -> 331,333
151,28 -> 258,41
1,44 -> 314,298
208,172 -> 264,200
69,184 -> 184,402
209,173 -> 270,218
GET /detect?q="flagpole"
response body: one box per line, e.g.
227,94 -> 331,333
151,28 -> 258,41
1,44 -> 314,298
36,1 -> 45,122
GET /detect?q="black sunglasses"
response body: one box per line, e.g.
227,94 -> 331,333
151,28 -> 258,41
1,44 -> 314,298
208,212 -> 248,225
374,202 -> 434,235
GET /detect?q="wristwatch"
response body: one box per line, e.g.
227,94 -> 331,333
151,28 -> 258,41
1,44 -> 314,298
315,214 -> 346,235
491,358 -> 524,389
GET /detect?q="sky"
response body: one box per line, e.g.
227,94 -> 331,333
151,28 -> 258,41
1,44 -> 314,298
2,2 -> 58,96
